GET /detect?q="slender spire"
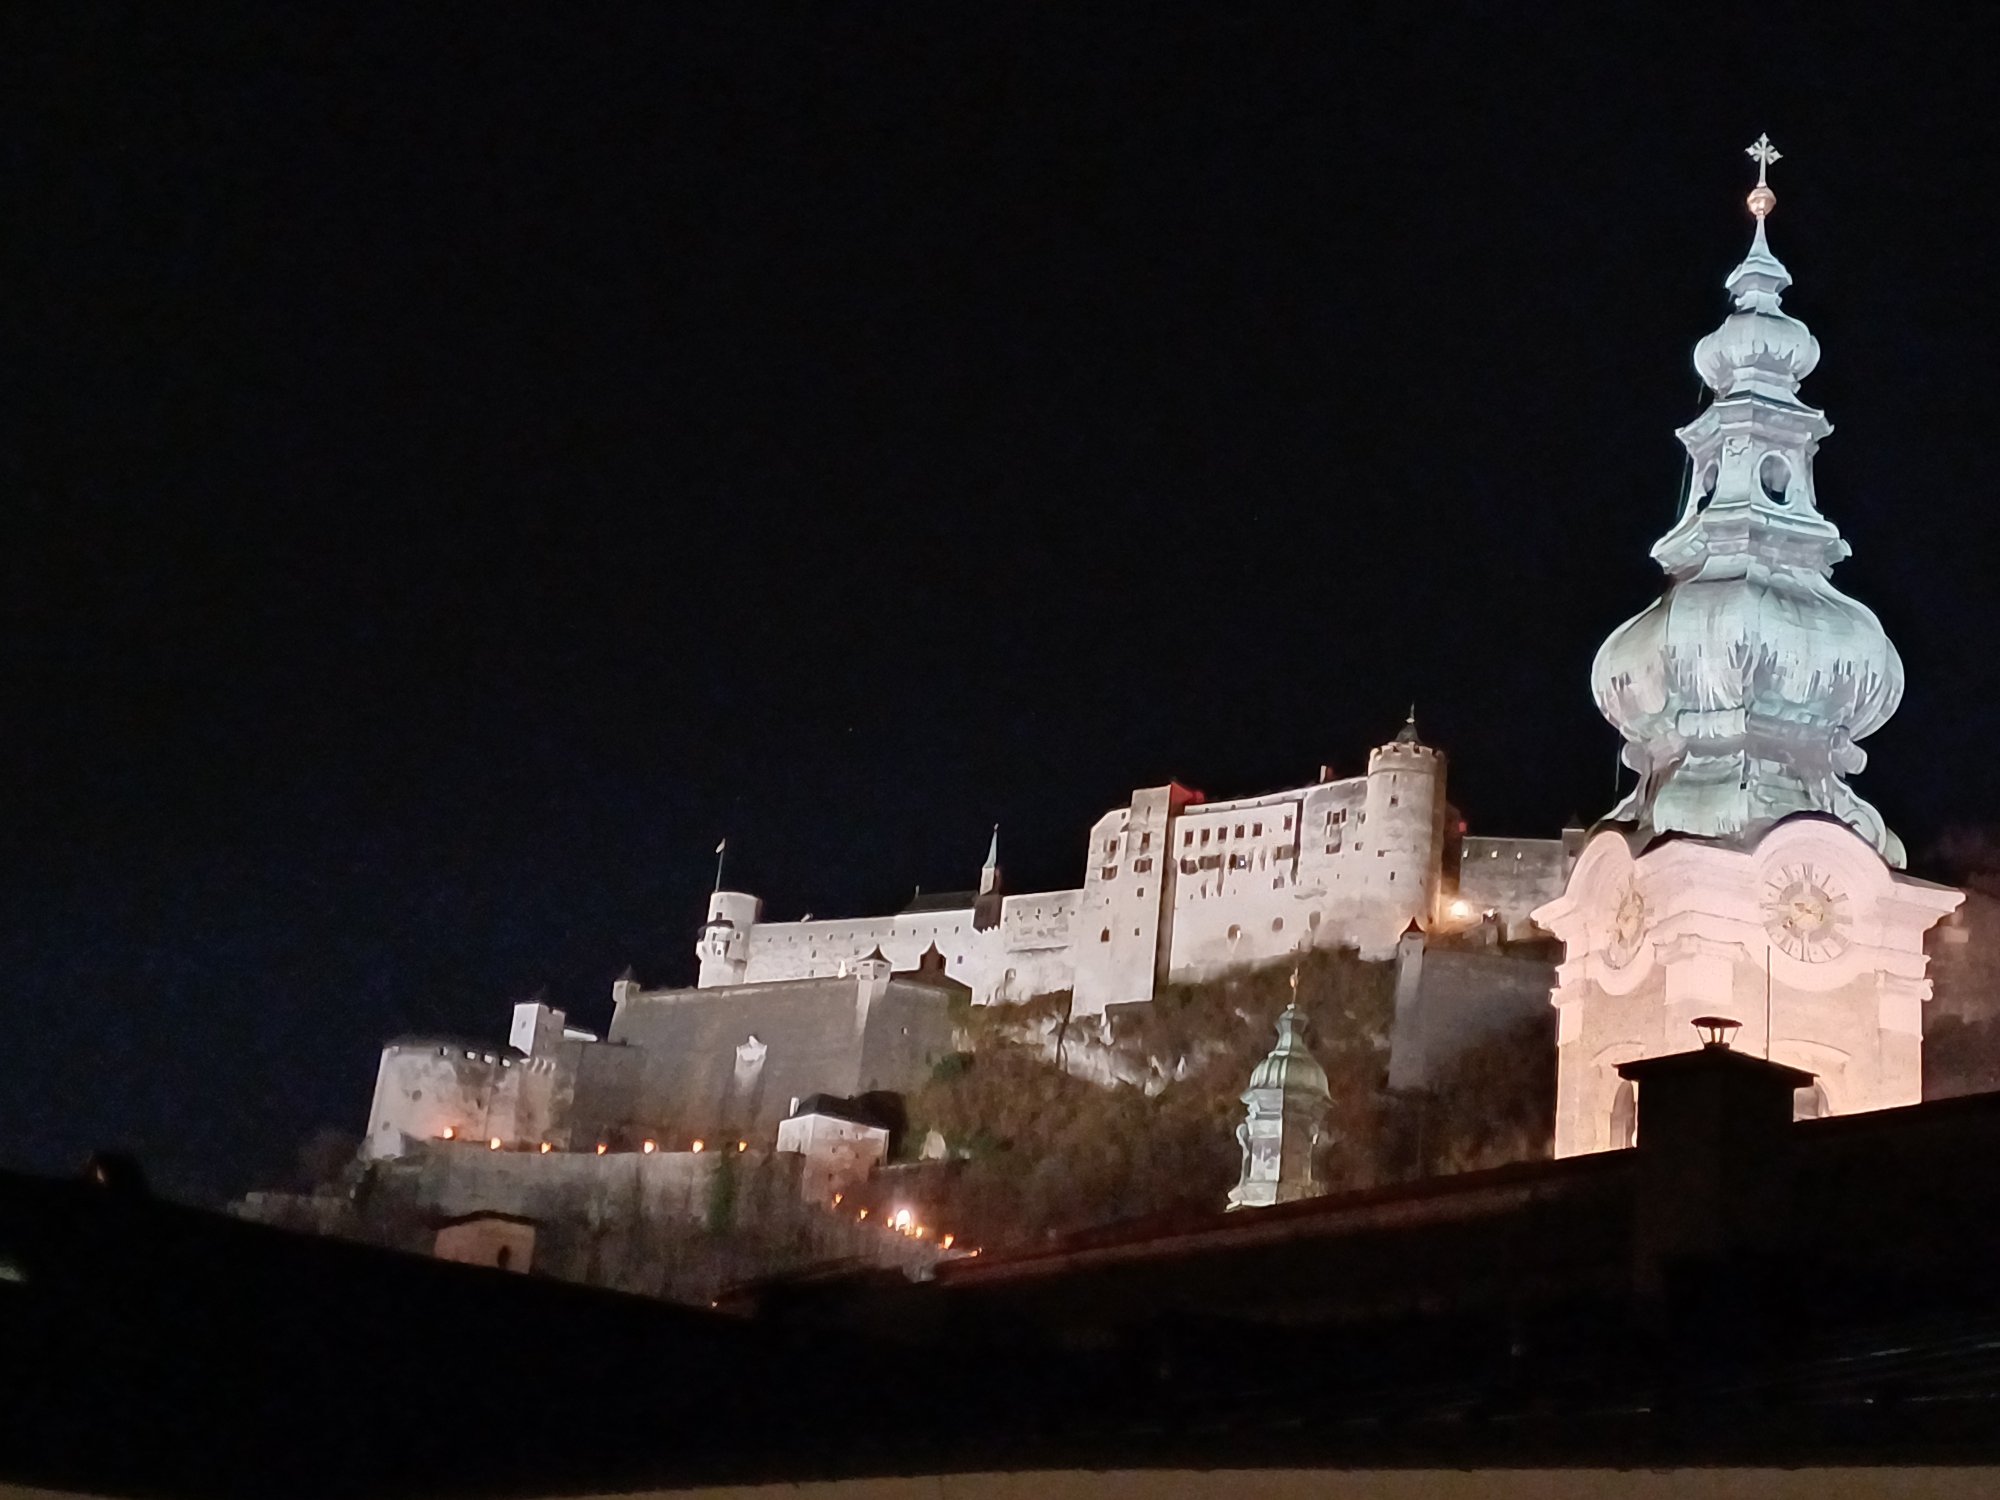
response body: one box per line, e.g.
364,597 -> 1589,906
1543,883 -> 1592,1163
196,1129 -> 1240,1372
1393,705 -> 1422,744
975,823 -> 1003,909
1589,138 -> 1907,866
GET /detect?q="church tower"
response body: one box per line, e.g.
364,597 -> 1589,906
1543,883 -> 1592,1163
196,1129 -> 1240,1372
1227,993 -> 1332,1210
1536,140 -> 1961,1156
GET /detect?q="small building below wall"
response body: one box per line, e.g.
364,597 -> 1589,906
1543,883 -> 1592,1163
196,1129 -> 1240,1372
776,1094 -> 893,1204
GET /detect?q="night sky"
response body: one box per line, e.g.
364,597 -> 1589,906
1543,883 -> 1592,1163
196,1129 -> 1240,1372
10,7 -> 2000,1202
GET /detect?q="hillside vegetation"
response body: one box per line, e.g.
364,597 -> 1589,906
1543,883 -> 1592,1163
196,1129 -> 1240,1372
874,947 -> 1554,1253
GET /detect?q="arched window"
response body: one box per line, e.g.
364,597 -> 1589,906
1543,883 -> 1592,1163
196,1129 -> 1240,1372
1759,452 -> 1793,505
1099,928 -> 1111,943
1610,1080 -> 1638,1150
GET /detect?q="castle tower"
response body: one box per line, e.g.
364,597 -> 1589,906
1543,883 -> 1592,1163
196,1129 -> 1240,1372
1227,995 -> 1332,1210
695,890 -> 760,987
1358,711 -> 1447,955
1536,140 -> 1961,1156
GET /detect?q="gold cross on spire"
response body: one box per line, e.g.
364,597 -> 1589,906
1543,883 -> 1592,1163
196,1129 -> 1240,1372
1744,133 -> 1781,221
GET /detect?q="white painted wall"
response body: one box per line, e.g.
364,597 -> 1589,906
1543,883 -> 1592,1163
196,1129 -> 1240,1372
1537,819 -> 1962,1158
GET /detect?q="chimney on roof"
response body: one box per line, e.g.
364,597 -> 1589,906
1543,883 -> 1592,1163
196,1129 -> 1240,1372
1618,1019 -> 1815,1306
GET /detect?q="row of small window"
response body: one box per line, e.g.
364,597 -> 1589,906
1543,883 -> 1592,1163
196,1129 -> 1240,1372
1180,815 -> 1294,849
1178,847 -> 1297,874
1186,875 -> 1291,898
1100,855 -> 1161,881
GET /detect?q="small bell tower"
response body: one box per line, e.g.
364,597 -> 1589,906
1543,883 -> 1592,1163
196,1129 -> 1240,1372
1228,977 -> 1333,1210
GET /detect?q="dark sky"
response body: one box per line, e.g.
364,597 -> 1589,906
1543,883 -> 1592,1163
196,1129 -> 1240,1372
9,6 -> 2000,1201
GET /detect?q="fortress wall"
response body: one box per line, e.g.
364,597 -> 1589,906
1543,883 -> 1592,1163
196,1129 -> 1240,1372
1072,788 -> 1193,1016
1458,836 -> 1573,937
564,1039 -> 647,1149
363,1043 -> 523,1159
1386,944 -> 1558,1092
989,889 -> 1082,1003
386,1138 -> 721,1221
741,910 -> 989,989
1165,793 -> 1313,980
693,742 -> 1477,1014
276,1144 -> 948,1304
603,976 -> 957,1142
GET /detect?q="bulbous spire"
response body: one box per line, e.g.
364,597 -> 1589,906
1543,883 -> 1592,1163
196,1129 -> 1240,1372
1243,1002 -> 1331,1100
1590,139 -> 1907,867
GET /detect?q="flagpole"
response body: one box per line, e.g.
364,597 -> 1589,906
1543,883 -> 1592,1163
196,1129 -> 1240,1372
714,839 -> 727,894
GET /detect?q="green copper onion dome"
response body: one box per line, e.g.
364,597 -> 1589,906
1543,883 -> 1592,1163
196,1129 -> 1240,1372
1590,136 -> 1905,866
1243,1003 -> 1331,1102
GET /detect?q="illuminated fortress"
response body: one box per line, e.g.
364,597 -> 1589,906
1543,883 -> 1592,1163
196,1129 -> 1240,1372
697,716 -> 1575,1018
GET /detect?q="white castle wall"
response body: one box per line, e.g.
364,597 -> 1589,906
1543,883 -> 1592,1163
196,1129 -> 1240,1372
363,1003 -> 579,1159
363,1042 -> 523,1159
1459,834 -> 1582,939
992,891 -> 1082,1002
691,729 -> 1552,1020
695,889 -> 1084,1006
1072,785 -> 1196,1014
1166,788 -> 1316,983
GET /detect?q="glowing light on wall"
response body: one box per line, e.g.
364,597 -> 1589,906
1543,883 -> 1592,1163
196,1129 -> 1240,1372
642,1139 -> 657,1154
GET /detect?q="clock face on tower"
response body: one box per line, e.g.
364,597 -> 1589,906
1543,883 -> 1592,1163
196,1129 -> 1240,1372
1762,862 -> 1852,962
1605,878 -> 1648,969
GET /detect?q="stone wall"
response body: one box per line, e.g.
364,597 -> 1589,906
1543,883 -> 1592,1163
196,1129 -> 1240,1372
1386,938 -> 1559,1092
239,1142 -> 944,1305
1457,835 -> 1578,939
602,972 -> 959,1144
363,1041 -> 523,1158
